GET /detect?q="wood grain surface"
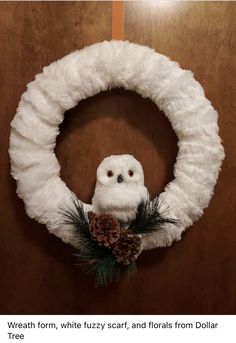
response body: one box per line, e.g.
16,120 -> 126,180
124,0 -> 236,314
0,1 -> 235,314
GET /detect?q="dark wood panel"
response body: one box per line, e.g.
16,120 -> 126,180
0,1 -> 115,315
125,1 -> 236,314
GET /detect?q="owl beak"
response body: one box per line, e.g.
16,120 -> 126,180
117,174 -> 123,183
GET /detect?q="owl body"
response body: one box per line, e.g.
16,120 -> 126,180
92,155 -> 149,222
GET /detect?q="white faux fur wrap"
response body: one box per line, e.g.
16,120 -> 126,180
9,41 -> 224,251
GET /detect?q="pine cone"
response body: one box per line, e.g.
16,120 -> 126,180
112,231 -> 141,265
88,212 -> 121,247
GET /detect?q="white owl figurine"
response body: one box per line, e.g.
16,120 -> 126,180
92,154 -> 149,222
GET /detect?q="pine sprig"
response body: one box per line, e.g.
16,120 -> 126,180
59,196 -> 90,242
59,196 -> 136,286
59,194 -> 178,286
129,196 -> 176,235
75,251 -> 135,287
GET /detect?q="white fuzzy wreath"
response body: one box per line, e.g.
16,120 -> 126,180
9,41 -> 224,251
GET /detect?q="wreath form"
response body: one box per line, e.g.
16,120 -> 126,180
9,41 -> 224,252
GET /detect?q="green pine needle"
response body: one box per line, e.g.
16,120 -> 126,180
128,196 -> 177,235
76,252 -> 132,287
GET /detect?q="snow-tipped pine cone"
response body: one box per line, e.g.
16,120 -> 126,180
112,231 -> 141,265
88,212 -> 121,247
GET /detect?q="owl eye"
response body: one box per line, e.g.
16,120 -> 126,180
128,170 -> 134,177
107,170 -> 113,177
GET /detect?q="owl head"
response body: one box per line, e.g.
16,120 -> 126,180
96,154 -> 144,187
92,154 -> 149,221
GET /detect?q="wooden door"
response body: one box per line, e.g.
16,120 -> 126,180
0,1 -> 235,314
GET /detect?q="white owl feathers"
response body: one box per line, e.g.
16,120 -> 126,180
92,154 -> 149,222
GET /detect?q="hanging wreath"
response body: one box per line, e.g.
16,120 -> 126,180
9,41 -> 224,285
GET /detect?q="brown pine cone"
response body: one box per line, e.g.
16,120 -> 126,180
88,212 -> 121,248
112,231 -> 141,265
